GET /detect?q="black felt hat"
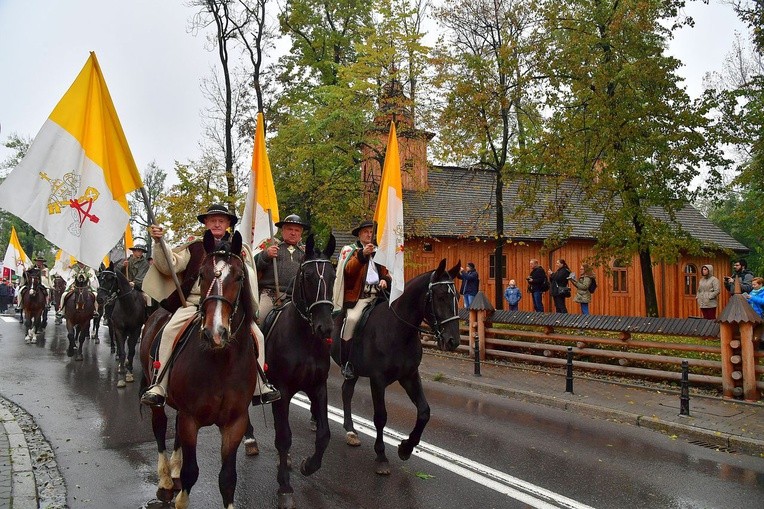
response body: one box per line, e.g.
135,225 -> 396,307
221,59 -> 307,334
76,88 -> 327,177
197,204 -> 238,226
351,220 -> 375,237
275,214 -> 310,229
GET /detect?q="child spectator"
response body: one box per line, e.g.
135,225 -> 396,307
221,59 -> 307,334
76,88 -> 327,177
504,279 -> 522,311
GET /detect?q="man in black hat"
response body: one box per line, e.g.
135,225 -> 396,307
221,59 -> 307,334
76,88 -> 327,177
20,256 -> 52,312
141,203 -> 280,407
254,213 -> 309,319
332,220 -> 391,379
123,244 -> 150,292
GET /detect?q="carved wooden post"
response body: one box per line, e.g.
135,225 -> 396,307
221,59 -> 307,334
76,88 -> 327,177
468,291 -> 494,362
717,277 -> 762,402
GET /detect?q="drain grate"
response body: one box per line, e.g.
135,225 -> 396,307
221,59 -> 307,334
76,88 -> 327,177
687,439 -> 737,454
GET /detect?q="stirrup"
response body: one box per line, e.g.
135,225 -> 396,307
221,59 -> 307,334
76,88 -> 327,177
252,386 -> 281,406
341,362 -> 355,380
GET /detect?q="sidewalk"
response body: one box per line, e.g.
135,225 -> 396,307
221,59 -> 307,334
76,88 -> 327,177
419,351 -> 764,457
0,404 -> 37,509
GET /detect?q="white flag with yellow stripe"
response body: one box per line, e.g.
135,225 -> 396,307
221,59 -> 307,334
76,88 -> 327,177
0,53 -> 143,268
2,227 -> 30,275
373,121 -> 405,303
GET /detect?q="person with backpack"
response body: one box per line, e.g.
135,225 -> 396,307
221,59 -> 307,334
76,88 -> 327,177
569,263 -> 596,315
527,259 -> 548,312
548,259 -> 572,313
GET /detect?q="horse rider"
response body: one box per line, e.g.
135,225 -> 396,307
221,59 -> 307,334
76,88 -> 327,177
19,256 -> 52,307
332,220 -> 391,379
123,244 -> 151,291
254,213 -> 309,320
140,203 -> 280,407
56,261 -> 100,318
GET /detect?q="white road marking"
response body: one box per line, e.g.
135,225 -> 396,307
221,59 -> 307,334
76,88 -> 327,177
291,393 -> 594,509
1,316 -> 20,323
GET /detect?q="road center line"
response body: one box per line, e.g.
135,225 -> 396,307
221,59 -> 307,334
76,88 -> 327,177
291,394 -> 594,509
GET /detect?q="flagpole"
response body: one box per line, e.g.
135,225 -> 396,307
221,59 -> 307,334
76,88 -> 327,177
267,208 -> 282,303
139,187 -> 187,308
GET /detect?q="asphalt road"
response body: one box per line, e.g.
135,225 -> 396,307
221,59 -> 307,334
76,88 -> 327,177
0,312 -> 762,508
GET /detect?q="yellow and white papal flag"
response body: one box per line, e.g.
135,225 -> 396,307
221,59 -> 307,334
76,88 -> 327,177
0,53 -> 143,269
52,248 -> 76,280
373,121 -> 405,303
2,227 -> 30,275
237,111 -> 279,252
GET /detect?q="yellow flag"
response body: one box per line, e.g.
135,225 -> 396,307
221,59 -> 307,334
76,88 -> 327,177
2,227 -> 30,274
373,121 -> 405,303
237,111 -> 279,250
0,53 -> 143,268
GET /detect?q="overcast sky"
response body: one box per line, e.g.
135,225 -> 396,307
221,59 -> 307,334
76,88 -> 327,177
0,1 -> 748,181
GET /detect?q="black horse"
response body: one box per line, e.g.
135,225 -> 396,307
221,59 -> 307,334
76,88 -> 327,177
64,272 -> 96,360
258,234 -> 336,509
330,259 -> 461,475
20,269 -> 47,343
97,262 -> 147,387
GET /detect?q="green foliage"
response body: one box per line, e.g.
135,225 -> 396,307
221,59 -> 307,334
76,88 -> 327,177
164,161 -> 229,243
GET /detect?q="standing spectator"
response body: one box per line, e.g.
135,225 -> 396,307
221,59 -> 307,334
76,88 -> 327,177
548,259 -> 571,313
456,262 -> 479,308
569,264 -> 594,315
504,279 -> 522,311
696,264 -> 721,319
724,259 -> 754,294
527,259 -> 548,312
0,279 -> 12,313
744,277 -> 764,318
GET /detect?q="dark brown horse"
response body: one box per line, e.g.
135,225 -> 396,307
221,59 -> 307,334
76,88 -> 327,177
51,275 -> 66,324
139,230 -> 257,508
63,272 -> 96,360
330,259 -> 461,474
263,234 -> 335,509
21,269 -> 47,343
97,262 -> 146,387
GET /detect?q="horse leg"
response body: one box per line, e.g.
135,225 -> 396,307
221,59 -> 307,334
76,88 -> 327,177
218,414 -> 248,508
174,414 -> 200,509
75,325 -> 85,361
150,407 -> 175,503
272,395 -> 295,509
125,328 -> 139,383
301,385 -> 330,477
397,372 -> 430,461
170,428 -> 183,494
341,377 -> 361,446
66,325 -> 75,357
114,329 -> 127,387
370,379 -> 390,475
24,316 -> 32,342
243,416 -> 259,456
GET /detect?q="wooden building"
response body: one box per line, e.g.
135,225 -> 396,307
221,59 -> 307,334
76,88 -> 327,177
358,84 -> 749,318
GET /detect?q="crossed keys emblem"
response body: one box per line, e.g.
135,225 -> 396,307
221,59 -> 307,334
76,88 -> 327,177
39,172 -> 101,236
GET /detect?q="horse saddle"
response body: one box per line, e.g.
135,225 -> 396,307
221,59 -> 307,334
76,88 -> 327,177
148,312 -> 202,383
353,295 -> 386,338
260,299 -> 291,342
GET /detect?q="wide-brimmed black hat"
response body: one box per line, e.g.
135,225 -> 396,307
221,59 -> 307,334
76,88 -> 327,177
34,256 -> 46,262
128,244 -> 147,252
275,214 -> 310,229
352,220 -> 375,237
197,204 -> 238,226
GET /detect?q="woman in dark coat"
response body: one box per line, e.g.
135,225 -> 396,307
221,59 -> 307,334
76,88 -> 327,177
548,259 -> 571,313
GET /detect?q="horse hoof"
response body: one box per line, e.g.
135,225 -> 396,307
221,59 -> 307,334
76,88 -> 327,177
30,337 -> 37,344
346,431 -> 361,447
244,438 -> 259,456
375,460 -> 391,476
94,337 -> 100,344
309,417 -> 317,432
75,353 -> 84,361
398,440 -> 414,461
66,348 -> 74,357
156,487 -> 174,503
278,492 -> 296,509
300,457 -> 320,477
117,379 -> 126,388
125,372 -> 134,383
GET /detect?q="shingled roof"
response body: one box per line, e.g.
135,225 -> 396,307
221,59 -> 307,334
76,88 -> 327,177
403,166 -> 749,253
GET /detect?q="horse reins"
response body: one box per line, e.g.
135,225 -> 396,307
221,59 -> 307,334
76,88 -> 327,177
199,250 -> 247,337
292,259 -> 334,326
386,274 -> 460,346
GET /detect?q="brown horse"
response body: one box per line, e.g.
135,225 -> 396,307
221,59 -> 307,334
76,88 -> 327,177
63,272 -> 96,360
51,275 -> 66,324
21,269 -> 47,343
139,230 -> 257,508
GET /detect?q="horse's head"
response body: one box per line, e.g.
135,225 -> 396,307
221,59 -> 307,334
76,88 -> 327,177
26,269 -> 40,295
425,259 -> 461,351
96,262 -> 117,306
292,234 -> 336,338
198,230 -> 249,348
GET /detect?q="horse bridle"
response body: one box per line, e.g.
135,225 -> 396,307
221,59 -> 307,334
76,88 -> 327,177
292,259 -> 334,325
199,250 -> 247,336
388,273 -> 460,347
98,269 -> 133,306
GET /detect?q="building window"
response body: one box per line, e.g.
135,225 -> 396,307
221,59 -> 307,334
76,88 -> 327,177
489,254 -> 507,279
423,242 -> 432,252
684,264 -> 698,296
612,260 -> 627,293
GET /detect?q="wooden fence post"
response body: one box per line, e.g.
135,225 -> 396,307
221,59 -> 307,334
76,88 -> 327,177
468,291 -> 494,362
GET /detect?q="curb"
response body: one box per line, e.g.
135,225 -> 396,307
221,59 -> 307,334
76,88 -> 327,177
0,406 -> 38,509
422,370 -> 764,457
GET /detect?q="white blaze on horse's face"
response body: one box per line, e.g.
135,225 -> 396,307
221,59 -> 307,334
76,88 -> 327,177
209,259 -> 231,347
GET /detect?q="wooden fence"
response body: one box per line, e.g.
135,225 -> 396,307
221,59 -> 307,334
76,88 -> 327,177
421,298 -> 764,400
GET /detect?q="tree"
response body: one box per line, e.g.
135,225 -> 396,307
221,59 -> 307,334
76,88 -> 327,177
128,161 -> 168,257
432,0 -> 544,308
533,0 -> 729,316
